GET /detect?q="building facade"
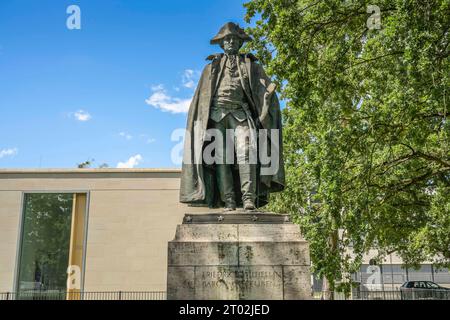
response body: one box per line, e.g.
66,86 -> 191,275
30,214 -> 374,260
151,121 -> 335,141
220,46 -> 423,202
0,169 -> 212,297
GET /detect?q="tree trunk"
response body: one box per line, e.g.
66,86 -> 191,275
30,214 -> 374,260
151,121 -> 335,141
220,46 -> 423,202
321,228 -> 339,300
321,276 -> 334,300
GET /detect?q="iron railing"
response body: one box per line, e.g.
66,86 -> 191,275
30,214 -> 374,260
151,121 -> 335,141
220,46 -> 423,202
0,291 -> 166,301
2,290 -> 449,300
320,289 -> 450,300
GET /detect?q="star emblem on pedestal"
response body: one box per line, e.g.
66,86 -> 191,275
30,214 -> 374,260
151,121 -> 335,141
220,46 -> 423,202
218,215 -> 224,222
185,216 -> 192,223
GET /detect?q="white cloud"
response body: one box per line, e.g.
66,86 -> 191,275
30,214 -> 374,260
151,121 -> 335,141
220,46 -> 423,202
145,85 -> 192,114
0,148 -> 18,159
119,132 -> 133,140
117,154 -> 143,169
73,110 -> 92,121
146,69 -> 199,114
138,134 -> 156,144
151,84 -> 164,91
182,69 -> 198,89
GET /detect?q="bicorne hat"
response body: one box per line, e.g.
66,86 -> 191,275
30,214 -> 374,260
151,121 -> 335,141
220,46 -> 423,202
210,22 -> 253,45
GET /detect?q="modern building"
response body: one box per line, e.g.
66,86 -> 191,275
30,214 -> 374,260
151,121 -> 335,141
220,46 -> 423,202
1,169 -> 449,299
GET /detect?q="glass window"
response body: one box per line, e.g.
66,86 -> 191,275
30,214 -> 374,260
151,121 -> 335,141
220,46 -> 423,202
16,193 -> 86,300
360,264 -> 383,290
408,265 -> 433,281
427,282 -> 439,289
391,264 -> 408,284
312,273 -> 323,291
382,264 -> 392,284
434,267 -> 450,284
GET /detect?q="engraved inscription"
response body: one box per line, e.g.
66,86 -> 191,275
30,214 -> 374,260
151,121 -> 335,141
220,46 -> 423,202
200,269 -> 282,290
194,266 -> 284,299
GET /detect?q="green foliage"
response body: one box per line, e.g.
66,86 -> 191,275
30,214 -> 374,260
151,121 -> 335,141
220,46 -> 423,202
77,159 -> 94,169
77,159 -> 110,169
244,0 -> 450,292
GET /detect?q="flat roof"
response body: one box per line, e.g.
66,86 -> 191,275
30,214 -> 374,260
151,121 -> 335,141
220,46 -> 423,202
0,168 -> 182,179
0,168 -> 181,174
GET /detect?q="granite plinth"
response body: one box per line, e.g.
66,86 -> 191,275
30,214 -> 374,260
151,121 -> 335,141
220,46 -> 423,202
167,213 -> 311,300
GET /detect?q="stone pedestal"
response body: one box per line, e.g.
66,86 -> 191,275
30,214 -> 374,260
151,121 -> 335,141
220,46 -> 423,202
167,212 -> 311,300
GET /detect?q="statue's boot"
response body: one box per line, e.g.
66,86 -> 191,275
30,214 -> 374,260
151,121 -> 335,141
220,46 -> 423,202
243,199 -> 256,211
224,200 -> 237,211
239,164 -> 257,211
217,164 -> 236,211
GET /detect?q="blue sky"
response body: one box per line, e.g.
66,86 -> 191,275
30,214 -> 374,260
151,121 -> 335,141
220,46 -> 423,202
0,0 -> 252,169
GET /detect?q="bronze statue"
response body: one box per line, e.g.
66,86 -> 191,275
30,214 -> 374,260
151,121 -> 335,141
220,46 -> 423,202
180,22 -> 285,211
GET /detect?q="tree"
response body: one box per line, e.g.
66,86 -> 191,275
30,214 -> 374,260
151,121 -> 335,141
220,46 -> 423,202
244,0 -> 449,298
77,159 -> 110,169
77,159 -> 94,169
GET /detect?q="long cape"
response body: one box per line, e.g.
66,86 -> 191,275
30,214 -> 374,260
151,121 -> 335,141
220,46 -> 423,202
179,53 -> 285,208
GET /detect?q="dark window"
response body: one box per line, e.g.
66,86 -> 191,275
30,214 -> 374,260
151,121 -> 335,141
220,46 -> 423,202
427,282 -> 439,289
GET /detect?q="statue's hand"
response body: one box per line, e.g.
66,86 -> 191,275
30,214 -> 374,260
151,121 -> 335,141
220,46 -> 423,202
265,83 -> 277,99
259,83 -> 277,128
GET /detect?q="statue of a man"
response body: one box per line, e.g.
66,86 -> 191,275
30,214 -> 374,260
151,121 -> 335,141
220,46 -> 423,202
180,22 -> 285,211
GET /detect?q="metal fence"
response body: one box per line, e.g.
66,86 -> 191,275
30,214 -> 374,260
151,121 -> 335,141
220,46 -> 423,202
0,291 -> 166,301
2,290 -> 449,301
326,289 -> 450,300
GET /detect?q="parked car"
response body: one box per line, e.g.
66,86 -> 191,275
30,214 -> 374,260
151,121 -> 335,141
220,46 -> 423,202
400,281 -> 450,300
